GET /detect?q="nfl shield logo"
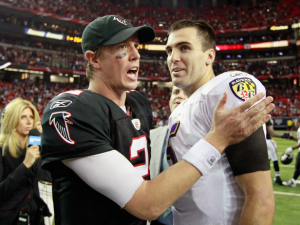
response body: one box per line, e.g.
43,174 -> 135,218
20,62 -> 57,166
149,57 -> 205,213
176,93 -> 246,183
131,119 -> 141,130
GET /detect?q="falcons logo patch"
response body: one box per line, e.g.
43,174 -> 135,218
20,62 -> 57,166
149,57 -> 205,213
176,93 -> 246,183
49,111 -> 75,144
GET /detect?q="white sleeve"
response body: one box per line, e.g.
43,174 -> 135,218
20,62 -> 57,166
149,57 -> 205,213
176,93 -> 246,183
182,139 -> 221,175
62,150 -> 144,208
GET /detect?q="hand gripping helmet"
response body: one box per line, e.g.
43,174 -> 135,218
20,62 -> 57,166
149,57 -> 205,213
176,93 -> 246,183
280,153 -> 293,165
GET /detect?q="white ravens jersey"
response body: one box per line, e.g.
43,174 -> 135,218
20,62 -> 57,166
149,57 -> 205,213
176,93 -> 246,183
168,71 -> 266,225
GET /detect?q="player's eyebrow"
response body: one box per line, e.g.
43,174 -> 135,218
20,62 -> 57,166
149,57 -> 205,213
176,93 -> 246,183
165,41 -> 192,51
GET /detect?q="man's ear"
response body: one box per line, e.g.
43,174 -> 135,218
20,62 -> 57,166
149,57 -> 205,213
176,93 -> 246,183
206,49 -> 216,66
85,50 -> 101,69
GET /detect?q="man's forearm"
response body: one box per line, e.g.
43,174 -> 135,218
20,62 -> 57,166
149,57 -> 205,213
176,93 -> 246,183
292,143 -> 300,149
240,193 -> 274,225
125,139 -> 220,220
237,171 -> 275,225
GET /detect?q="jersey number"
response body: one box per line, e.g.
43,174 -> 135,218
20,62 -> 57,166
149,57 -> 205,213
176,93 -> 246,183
130,135 -> 149,178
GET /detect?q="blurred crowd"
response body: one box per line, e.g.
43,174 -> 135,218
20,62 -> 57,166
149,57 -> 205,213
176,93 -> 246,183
213,59 -> 300,78
268,87 -> 300,118
0,45 -> 85,71
0,0 -> 299,34
1,45 -> 299,79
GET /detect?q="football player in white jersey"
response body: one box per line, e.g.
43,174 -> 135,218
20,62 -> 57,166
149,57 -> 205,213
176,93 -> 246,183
165,19 -> 275,225
283,117 -> 300,187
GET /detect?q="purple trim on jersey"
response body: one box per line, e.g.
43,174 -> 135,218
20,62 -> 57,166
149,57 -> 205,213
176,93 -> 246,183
170,121 -> 180,138
166,145 -> 178,165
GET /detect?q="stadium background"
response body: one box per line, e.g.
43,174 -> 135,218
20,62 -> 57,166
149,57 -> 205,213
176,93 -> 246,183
0,0 -> 299,224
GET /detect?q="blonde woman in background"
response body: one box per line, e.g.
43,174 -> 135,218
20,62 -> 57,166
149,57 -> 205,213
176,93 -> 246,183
0,98 -> 51,225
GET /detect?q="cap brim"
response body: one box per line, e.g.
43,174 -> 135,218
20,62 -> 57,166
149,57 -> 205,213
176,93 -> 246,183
103,26 -> 155,45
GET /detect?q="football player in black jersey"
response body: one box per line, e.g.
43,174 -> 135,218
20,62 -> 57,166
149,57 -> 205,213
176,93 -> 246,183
41,15 -> 275,225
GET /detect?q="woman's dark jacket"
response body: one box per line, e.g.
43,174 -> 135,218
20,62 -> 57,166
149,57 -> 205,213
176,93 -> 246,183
0,147 -> 51,225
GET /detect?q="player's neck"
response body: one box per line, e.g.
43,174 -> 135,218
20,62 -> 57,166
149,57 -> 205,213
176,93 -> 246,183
88,82 -> 126,106
186,69 -> 215,97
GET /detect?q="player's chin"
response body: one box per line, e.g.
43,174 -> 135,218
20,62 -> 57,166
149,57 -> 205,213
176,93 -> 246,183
172,79 -> 183,88
125,82 -> 138,91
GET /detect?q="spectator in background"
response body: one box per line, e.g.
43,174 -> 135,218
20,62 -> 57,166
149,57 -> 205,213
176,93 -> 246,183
168,86 -> 188,114
35,119 -> 43,134
0,98 -> 51,225
150,86 -> 187,225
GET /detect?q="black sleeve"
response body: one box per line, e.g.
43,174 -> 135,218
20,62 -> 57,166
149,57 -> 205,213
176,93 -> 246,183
225,127 -> 270,176
41,95 -> 113,166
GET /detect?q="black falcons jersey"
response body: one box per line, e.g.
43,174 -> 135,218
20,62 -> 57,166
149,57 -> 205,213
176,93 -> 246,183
41,89 -> 152,225
266,119 -> 272,140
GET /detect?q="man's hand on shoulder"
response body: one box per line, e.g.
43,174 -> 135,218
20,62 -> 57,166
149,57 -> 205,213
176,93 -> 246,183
205,92 -> 274,153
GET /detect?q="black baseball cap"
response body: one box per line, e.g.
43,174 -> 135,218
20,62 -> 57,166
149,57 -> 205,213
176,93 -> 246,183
81,15 -> 156,54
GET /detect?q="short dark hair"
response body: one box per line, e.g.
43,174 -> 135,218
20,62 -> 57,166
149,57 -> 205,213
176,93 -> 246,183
168,19 -> 216,52
86,46 -> 103,81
